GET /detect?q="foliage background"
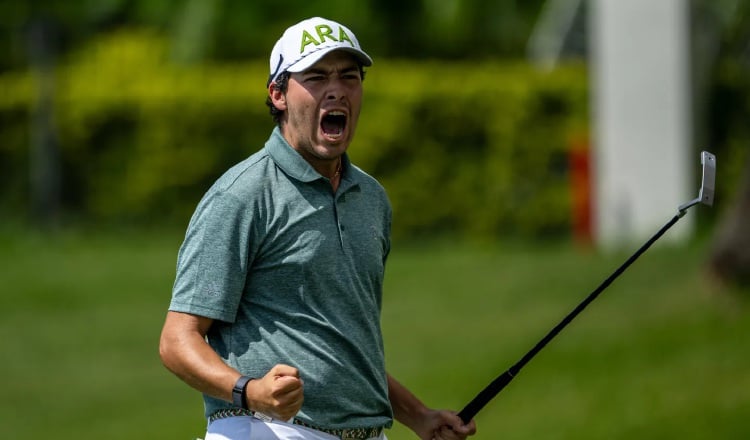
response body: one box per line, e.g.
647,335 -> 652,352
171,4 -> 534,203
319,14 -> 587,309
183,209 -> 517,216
1,33 -> 587,241
1,1 -> 748,237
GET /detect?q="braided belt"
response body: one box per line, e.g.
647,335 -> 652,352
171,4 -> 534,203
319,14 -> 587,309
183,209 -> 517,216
208,408 -> 384,440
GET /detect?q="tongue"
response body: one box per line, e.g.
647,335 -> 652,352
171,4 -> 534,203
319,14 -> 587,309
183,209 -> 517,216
322,117 -> 344,135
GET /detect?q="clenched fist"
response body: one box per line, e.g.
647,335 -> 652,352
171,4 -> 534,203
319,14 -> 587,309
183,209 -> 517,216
245,364 -> 304,421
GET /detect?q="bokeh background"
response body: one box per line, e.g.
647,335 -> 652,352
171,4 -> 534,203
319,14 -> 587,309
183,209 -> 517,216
1,1 -> 748,439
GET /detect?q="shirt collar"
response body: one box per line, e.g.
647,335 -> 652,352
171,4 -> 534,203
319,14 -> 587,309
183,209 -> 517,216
266,126 -> 355,191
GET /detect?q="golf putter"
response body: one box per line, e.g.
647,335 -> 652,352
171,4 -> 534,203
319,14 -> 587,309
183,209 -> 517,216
457,151 -> 716,424
678,151 -> 716,213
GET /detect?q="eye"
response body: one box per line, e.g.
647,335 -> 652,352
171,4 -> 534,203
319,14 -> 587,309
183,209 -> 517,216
341,69 -> 361,80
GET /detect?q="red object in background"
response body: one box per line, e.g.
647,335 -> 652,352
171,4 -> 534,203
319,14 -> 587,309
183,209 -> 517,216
569,140 -> 593,245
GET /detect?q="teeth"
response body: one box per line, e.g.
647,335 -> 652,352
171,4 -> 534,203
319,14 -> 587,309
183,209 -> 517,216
329,111 -> 345,116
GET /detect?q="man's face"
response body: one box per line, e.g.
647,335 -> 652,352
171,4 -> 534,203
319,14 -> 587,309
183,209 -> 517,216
273,51 -> 363,167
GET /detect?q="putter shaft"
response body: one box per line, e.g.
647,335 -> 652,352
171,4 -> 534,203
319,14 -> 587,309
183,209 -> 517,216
457,151 -> 715,423
458,213 -> 682,423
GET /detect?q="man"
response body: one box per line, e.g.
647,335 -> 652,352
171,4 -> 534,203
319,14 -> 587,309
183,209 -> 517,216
159,17 -> 477,440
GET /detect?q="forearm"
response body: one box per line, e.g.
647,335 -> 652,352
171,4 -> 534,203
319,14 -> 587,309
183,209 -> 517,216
159,311 -> 241,403
159,311 -> 304,420
388,373 -> 477,440
388,374 -> 429,431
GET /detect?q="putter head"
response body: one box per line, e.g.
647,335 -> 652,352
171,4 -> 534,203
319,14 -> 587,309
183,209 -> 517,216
678,151 -> 716,213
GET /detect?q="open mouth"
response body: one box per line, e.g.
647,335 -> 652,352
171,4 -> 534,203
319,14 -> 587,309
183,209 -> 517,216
321,111 -> 347,137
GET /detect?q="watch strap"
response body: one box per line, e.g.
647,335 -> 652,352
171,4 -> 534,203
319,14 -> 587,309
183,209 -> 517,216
232,375 -> 253,410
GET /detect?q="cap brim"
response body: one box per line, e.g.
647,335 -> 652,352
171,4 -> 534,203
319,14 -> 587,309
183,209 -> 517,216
286,47 -> 373,73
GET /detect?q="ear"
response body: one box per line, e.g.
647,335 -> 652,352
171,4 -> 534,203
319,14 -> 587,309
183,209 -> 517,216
269,82 -> 287,111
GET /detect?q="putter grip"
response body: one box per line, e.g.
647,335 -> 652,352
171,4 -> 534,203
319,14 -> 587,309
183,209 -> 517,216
457,370 -> 515,423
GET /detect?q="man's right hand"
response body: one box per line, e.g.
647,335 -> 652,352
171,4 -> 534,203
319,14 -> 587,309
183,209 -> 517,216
246,364 -> 304,421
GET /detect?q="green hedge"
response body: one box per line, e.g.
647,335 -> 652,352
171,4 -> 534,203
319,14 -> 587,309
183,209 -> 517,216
0,30 -> 589,239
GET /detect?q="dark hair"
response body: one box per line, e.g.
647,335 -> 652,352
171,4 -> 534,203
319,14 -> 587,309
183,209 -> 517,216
265,66 -> 367,125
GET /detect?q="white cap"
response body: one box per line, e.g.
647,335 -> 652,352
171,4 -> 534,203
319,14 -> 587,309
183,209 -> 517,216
267,17 -> 373,86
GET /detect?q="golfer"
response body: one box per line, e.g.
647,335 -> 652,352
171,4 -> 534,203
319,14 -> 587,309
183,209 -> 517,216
159,16 -> 476,440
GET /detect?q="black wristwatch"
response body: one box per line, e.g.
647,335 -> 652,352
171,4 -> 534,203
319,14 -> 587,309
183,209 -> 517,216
232,375 -> 253,410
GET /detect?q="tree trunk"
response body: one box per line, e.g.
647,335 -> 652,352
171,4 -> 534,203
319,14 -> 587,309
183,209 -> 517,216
28,18 -> 61,227
708,155 -> 750,287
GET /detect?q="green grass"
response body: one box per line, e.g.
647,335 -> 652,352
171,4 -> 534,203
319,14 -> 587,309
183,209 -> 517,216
1,227 -> 748,439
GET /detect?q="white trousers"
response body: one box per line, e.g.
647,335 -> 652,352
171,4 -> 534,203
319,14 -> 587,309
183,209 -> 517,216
204,416 -> 387,440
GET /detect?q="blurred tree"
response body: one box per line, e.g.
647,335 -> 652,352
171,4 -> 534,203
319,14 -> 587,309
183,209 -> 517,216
701,0 -> 750,288
171,0 -> 220,63
0,0 -> 549,72
370,0 -> 545,59
27,17 -> 61,227
709,156 -> 750,287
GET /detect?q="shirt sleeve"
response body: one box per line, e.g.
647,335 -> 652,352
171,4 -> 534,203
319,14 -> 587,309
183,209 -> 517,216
169,190 -> 252,323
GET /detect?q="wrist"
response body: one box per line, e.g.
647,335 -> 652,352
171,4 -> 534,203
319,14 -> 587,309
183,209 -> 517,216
232,375 -> 253,410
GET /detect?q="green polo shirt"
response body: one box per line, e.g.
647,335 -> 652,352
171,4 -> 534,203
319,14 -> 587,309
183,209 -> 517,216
169,126 -> 393,430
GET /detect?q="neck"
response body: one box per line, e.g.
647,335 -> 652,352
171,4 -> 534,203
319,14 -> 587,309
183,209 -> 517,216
329,157 -> 343,192
317,156 -> 342,179
332,157 -> 342,178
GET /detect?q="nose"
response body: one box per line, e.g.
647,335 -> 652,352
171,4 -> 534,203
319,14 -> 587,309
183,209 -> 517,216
326,90 -> 344,102
326,78 -> 346,101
